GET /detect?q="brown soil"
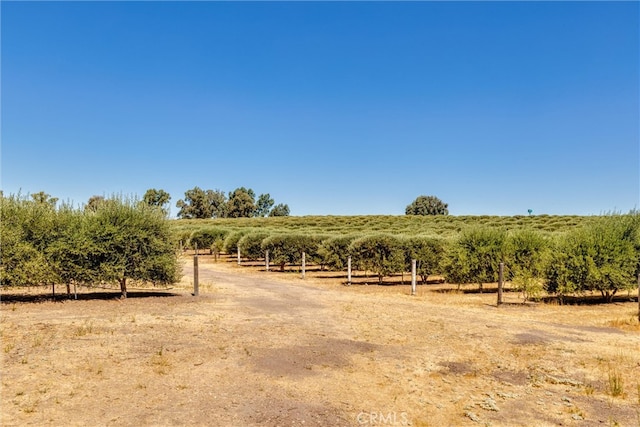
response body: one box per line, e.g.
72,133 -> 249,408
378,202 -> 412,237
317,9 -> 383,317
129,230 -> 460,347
2,255 -> 639,426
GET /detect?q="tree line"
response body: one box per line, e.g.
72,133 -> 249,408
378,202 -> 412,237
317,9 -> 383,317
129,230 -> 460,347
179,212 -> 640,303
83,187 -> 290,219
175,187 -> 289,219
1,193 -> 179,298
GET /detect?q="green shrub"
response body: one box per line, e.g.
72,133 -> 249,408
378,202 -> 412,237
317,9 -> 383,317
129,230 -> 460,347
444,227 -> 507,292
505,229 -> 550,301
349,234 -> 405,283
238,232 -> 271,260
261,234 -> 322,271
545,213 -> 639,302
317,235 -> 361,271
402,236 -> 448,284
190,228 -> 229,254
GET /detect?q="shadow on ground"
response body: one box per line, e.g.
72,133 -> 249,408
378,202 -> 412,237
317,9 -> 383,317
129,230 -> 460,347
0,290 -> 181,304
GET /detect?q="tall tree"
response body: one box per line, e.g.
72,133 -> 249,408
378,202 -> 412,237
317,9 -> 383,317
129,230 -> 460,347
405,195 -> 449,216
227,187 -> 256,218
143,188 -> 171,215
255,193 -> 275,217
269,203 -> 290,217
176,187 -> 227,219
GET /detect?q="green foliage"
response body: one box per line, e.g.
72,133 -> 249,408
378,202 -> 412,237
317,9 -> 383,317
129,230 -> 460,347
269,203 -> 290,217
349,234 -> 405,283
406,195 -> 449,216
223,230 -> 248,255
31,191 -> 58,207
227,187 -> 256,218
402,236 -> 447,283
505,229 -> 550,301
142,188 -> 171,216
255,194 -> 275,217
83,197 -> 180,297
1,194 -> 179,297
85,195 -> 106,212
238,232 -> 271,260
190,228 -> 228,254
261,234 -> 322,271
317,235 -> 360,271
176,187 -> 227,219
1,195 -> 58,286
445,227 -> 507,291
545,213 -> 639,302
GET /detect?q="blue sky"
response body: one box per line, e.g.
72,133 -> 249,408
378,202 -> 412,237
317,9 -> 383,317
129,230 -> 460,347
2,1 -> 638,216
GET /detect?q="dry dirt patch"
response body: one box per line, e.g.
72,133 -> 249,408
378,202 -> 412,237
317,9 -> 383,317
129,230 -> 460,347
1,256 -> 639,426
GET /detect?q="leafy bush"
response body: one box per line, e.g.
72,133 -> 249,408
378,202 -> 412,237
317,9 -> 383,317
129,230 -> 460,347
223,231 -> 248,255
349,234 -> 405,283
545,213 -> 639,302
402,236 -> 448,284
1,194 -> 180,298
317,235 -> 361,271
505,229 -> 550,301
444,227 -> 507,291
261,234 -> 322,271
238,232 -> 271,260
190,228 -> 229,254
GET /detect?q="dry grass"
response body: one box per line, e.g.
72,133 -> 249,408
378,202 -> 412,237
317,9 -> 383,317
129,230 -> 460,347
1,255 -> 639,426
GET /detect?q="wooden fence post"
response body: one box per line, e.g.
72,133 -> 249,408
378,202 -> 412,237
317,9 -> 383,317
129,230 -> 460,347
301,251 -> 306,279
193,245 -> 199,297
347,256 -> 352,286
497,262 -> 504,306
411,259 -> 417,296
265,250 -> 270,272
237,247 -> 241,265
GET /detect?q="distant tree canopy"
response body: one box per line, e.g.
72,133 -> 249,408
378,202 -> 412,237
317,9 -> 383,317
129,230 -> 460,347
176,186 -> 289,219
269,203 -> 290,217
85,195 -> 106,212
143,188 -> 171,215
406,195 -> 449,216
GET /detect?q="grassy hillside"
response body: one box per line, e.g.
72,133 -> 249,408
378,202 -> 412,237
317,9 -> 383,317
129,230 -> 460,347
171,214 -> 596,239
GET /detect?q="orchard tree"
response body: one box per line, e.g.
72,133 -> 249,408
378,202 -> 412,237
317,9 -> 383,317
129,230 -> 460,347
261,234 -> 322,271
444,227 -> 507,292
255,193 -> 275,217
190,228 -> 228,254
227,187 -> 256,218
402,236 -> 447,284
238,232 -> 271,260
143,188 -> 171,215
0,194 -> 57,286
505,229 -> 550,301
349,234 -> 405,283
545,213 -> 639,303
406,195 -> 449,216
84,197 -> 180,298
269,203 -> 290,217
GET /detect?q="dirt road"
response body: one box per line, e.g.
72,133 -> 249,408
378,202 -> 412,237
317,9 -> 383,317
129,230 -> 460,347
2,257 -> 639,426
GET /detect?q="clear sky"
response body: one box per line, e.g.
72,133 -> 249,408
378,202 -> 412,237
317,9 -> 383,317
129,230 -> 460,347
2,1 -> 638,217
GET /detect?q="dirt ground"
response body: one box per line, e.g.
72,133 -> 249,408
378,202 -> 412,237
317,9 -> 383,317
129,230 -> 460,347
1,255 -> 639,427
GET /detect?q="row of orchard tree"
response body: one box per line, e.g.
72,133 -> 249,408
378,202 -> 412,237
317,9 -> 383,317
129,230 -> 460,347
1,193 -> 180,298
182,212 -> 640,302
